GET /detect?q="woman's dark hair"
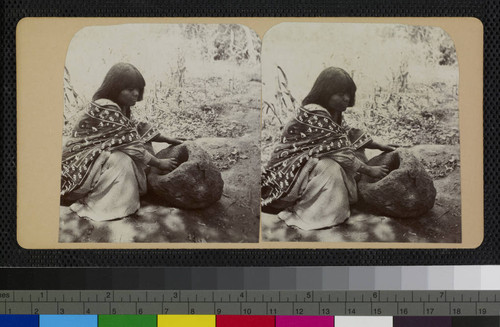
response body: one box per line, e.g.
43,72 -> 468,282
302,67 -> 357,108
92,63 -> 146,103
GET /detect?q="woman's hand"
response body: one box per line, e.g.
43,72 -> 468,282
365,140 -> 398,152
367,165 -> 389,179
157,158 -> 178,174
378,144 -> 398,152
169,138 -> 185,145
151,134 -> 187,145
358,163 -> 389,179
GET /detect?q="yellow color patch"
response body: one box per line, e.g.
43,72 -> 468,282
157,315 -> 216,327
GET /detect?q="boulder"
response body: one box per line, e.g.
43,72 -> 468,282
357,149 -> 436,218
147,142 -> 224,209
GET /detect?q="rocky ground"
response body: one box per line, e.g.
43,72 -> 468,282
261,144 -> 462,243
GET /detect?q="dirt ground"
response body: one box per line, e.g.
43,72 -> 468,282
59,87 -> 261,243
261,144 -> 462,243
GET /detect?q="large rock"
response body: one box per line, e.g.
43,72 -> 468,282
357,149 -> 436,218
147,142 -> 224,209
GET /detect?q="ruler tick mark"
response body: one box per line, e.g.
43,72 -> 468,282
5,290 -> 499,316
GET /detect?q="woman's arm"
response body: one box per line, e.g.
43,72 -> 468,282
364,140 -> 397,152
117,144 -> 179,174
148,156 -> 179,174
151,134 -> 183,145
358,161 -> 389,179
328,149 -> 388,179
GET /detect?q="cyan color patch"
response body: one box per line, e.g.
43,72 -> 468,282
39,315 -> 97,327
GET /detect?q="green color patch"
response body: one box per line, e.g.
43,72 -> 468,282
98,315 -> 156,327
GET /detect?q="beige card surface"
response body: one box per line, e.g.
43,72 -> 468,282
17,17 -> 483,249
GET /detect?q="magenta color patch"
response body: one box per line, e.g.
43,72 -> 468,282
276,315 -> 334,327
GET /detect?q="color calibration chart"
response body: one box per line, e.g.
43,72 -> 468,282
1,266 -> 500,326
1,290 -> 500,326
1,314 -> 500,327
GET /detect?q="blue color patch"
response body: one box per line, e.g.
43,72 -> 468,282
0,315 -> 39,327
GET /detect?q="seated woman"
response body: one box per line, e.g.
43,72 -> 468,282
61,62 -> 182,221
261,67 -> 396,230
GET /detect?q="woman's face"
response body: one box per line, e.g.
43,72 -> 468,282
327,92 -> 351,113
117,88 -> 140,107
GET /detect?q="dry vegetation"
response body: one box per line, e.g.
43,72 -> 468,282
64,24 -> 261,172
261,25 -> 460,180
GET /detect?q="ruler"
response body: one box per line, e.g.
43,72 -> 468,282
1,290 -> 500,316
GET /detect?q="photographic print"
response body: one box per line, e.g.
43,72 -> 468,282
16,17 -> 481,249
261,23 -> 461,243
59,24 -> 261,243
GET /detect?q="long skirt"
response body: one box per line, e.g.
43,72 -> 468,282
271,157 -> 358,230
64,151 -> 148,221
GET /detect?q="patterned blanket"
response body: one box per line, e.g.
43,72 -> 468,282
261,105 -> 371,206
61,99 -> 159,196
